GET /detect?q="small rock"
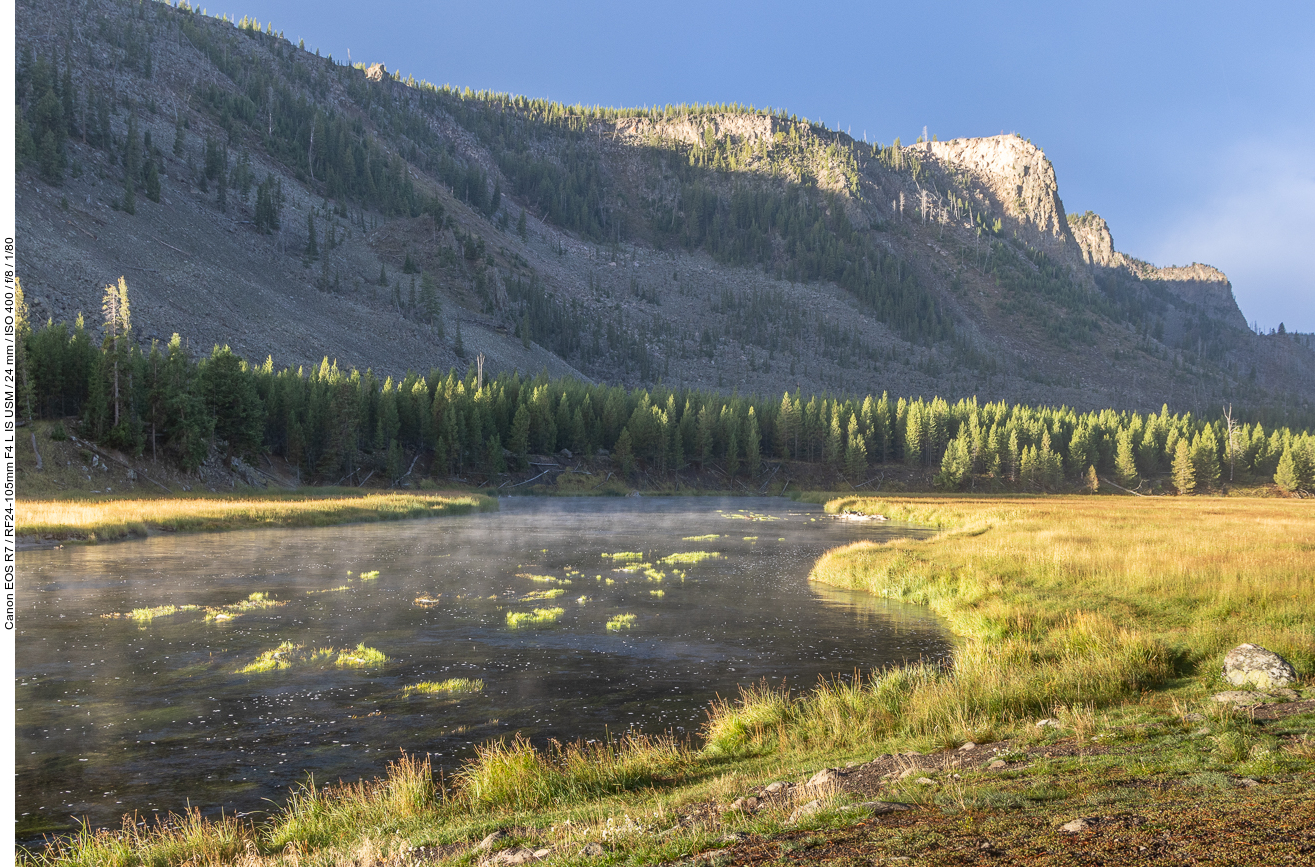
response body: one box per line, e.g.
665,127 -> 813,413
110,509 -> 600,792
1212,691 -> 1266,706
859,801 -> 912,815
763,781 -> 788,794
788,799 -> 823,822
1271,688 -> 1300,700
477,831 -> 509,851
485,847 -> 540,866
806,767 -> 841,787
744,796 -> 760,811
915,777 -> 936,786
558,448 -> 573,459
988,760 -> 1007,770
958,742 -> 977,751
1238,778 -> 1260,788
532,849 -> 551,858
1036,718 -> 1062,729
1223,644 -> 1298,689
580,842 -> 604,857
720,832 -> 748,843
898,767 -> 929,780
1183,712 -> 1205,722
1060,817 -> 1096,833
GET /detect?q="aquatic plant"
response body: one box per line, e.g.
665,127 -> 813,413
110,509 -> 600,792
650,589 -> 665,598
743,536 -> 758,541
682,534 -> 721,541
335,644 -> 388,668
506,607 -> 565,628
576,595 -> 590,604
236,641 -> 336,674
413,596 -> 441,607
308,585 -> 352,595
401,678 -> 483,696
358,570 -> 381,581
121,604 -> 200,623
522,588 -> 566,601
517,573 -> 570,585
644,568 -> 665,582
606,613 -> 637,631
658,551 -> 721,565
204,591 -> 285,621
601,552 -> 644,562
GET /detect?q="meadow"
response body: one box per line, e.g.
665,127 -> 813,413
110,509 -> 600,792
18,489 -> 498,543
23,494 -> 1315,866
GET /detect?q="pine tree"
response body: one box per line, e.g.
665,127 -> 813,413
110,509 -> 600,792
100,277 -> 131,428
936,434 -> 970,489
1115,428 -> 1138,487
614,427 -> 635,477
845,415 -> 869,482
144,158 -> 161,203
517,208 -> 527,240
1192,427 -> 1221,492
744,408 -> 761,479
306,212 -> 318,257
1085,465 -> 1099,493
173,112 -> 185,157
1171,439 -> 1196,494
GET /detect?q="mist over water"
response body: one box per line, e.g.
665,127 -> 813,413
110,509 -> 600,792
16,496 -> 948,833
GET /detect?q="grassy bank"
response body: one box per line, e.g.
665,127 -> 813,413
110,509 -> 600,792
18,489 -> 498,543
24,496 -> 1315,866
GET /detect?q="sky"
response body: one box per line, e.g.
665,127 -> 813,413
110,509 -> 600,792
225,0 -> 1314,331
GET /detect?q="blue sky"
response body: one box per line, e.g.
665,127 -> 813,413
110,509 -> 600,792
227,0 -> 1314,331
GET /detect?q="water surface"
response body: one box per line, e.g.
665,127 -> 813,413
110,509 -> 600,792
17,496 -> 946,833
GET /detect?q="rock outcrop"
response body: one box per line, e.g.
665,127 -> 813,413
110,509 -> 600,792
926,135 -> 1075,252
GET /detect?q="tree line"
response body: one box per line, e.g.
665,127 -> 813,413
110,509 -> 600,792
15,280 -> 1314,495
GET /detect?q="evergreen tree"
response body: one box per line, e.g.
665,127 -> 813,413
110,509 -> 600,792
1115,428 -> 1138,487
845,415 -> 869,482
1192,427 -> 1221,492
517,208 -> 527,240
306,212 -> 318,257
936,434 -> 971,489
614,427 -> 635,477
199,345 -> 266,459
100,277 -> 131,428
1171,439 -> 1196,494
144,158 -> 161,203
744,408 -> 761,479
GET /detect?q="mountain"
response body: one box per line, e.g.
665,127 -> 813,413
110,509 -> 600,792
15,0 -> 1315,415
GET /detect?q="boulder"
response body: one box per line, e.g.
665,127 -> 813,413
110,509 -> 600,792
1212,690 -> 1266,706
1222,644 -> 1298,689
806,767 -> 841,787
1060,817 -> 1097,833
859,801 -> 911,815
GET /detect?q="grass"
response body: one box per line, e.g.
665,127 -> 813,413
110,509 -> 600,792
506,607 -> 566,628
602,551 -> 645,561
521,588 -> 565,601
703,495 -> 1313,758
18,490 -> 497,543
235,641 -> 386,673
400,679 -> 484,697
26,495 -> 1315,867
682,534 -> 721,541
517,573 -> 571,585
334,644 -> 388,668
357,570 -> 381,581
660,551 -> 721,565
203,591 -> 285,622
606,613 -> 638,631
112,604 -> 199,623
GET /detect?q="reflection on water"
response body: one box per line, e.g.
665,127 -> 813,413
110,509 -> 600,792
16,496 -> 946,833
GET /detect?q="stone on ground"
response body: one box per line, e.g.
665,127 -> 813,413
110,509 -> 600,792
1222,644 -> 1298,689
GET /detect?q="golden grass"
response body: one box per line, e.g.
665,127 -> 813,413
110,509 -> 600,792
18,491 -> 496,542
506,607 -> 565,628
704,495 -> 1314,758
522,588 -> 566,601
659,551 -> 721,565
400,678 -> 484,697
606,613 -> 637,631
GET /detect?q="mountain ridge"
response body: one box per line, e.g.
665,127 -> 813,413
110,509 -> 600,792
14,0 -> 1314,415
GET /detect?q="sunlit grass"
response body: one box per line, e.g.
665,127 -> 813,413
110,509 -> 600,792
704,495 -> 1315,758
204,591 -> 284,622
659,551 -> 720,565
517,573 -> 571,585
682,534 -> 721,541
18,491 -> 497,542
236,641 -> 336,674
522,588 -> 565,601
606,613 -> 637,631
309,585 -> 352,595
358,570 -> 381,581
602,552 -> 645,562
650,589 -> 665,598
111,604 -> 200,623
506,607 -> 565,628
335,644 -> 388,668
400,678 -> 484,697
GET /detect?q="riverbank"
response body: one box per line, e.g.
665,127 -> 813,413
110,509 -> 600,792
23,496 -> 1315,865
17,489 -> 498,545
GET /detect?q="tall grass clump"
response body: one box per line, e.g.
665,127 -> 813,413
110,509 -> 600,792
454,734 -> 691,812
401,679 -> 484,696
506,607 -> 565,628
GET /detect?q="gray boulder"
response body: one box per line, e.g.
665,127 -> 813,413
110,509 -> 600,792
1222,644 -> 1298,689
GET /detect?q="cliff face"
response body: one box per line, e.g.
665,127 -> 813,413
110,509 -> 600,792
926,135 -> 1076,254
